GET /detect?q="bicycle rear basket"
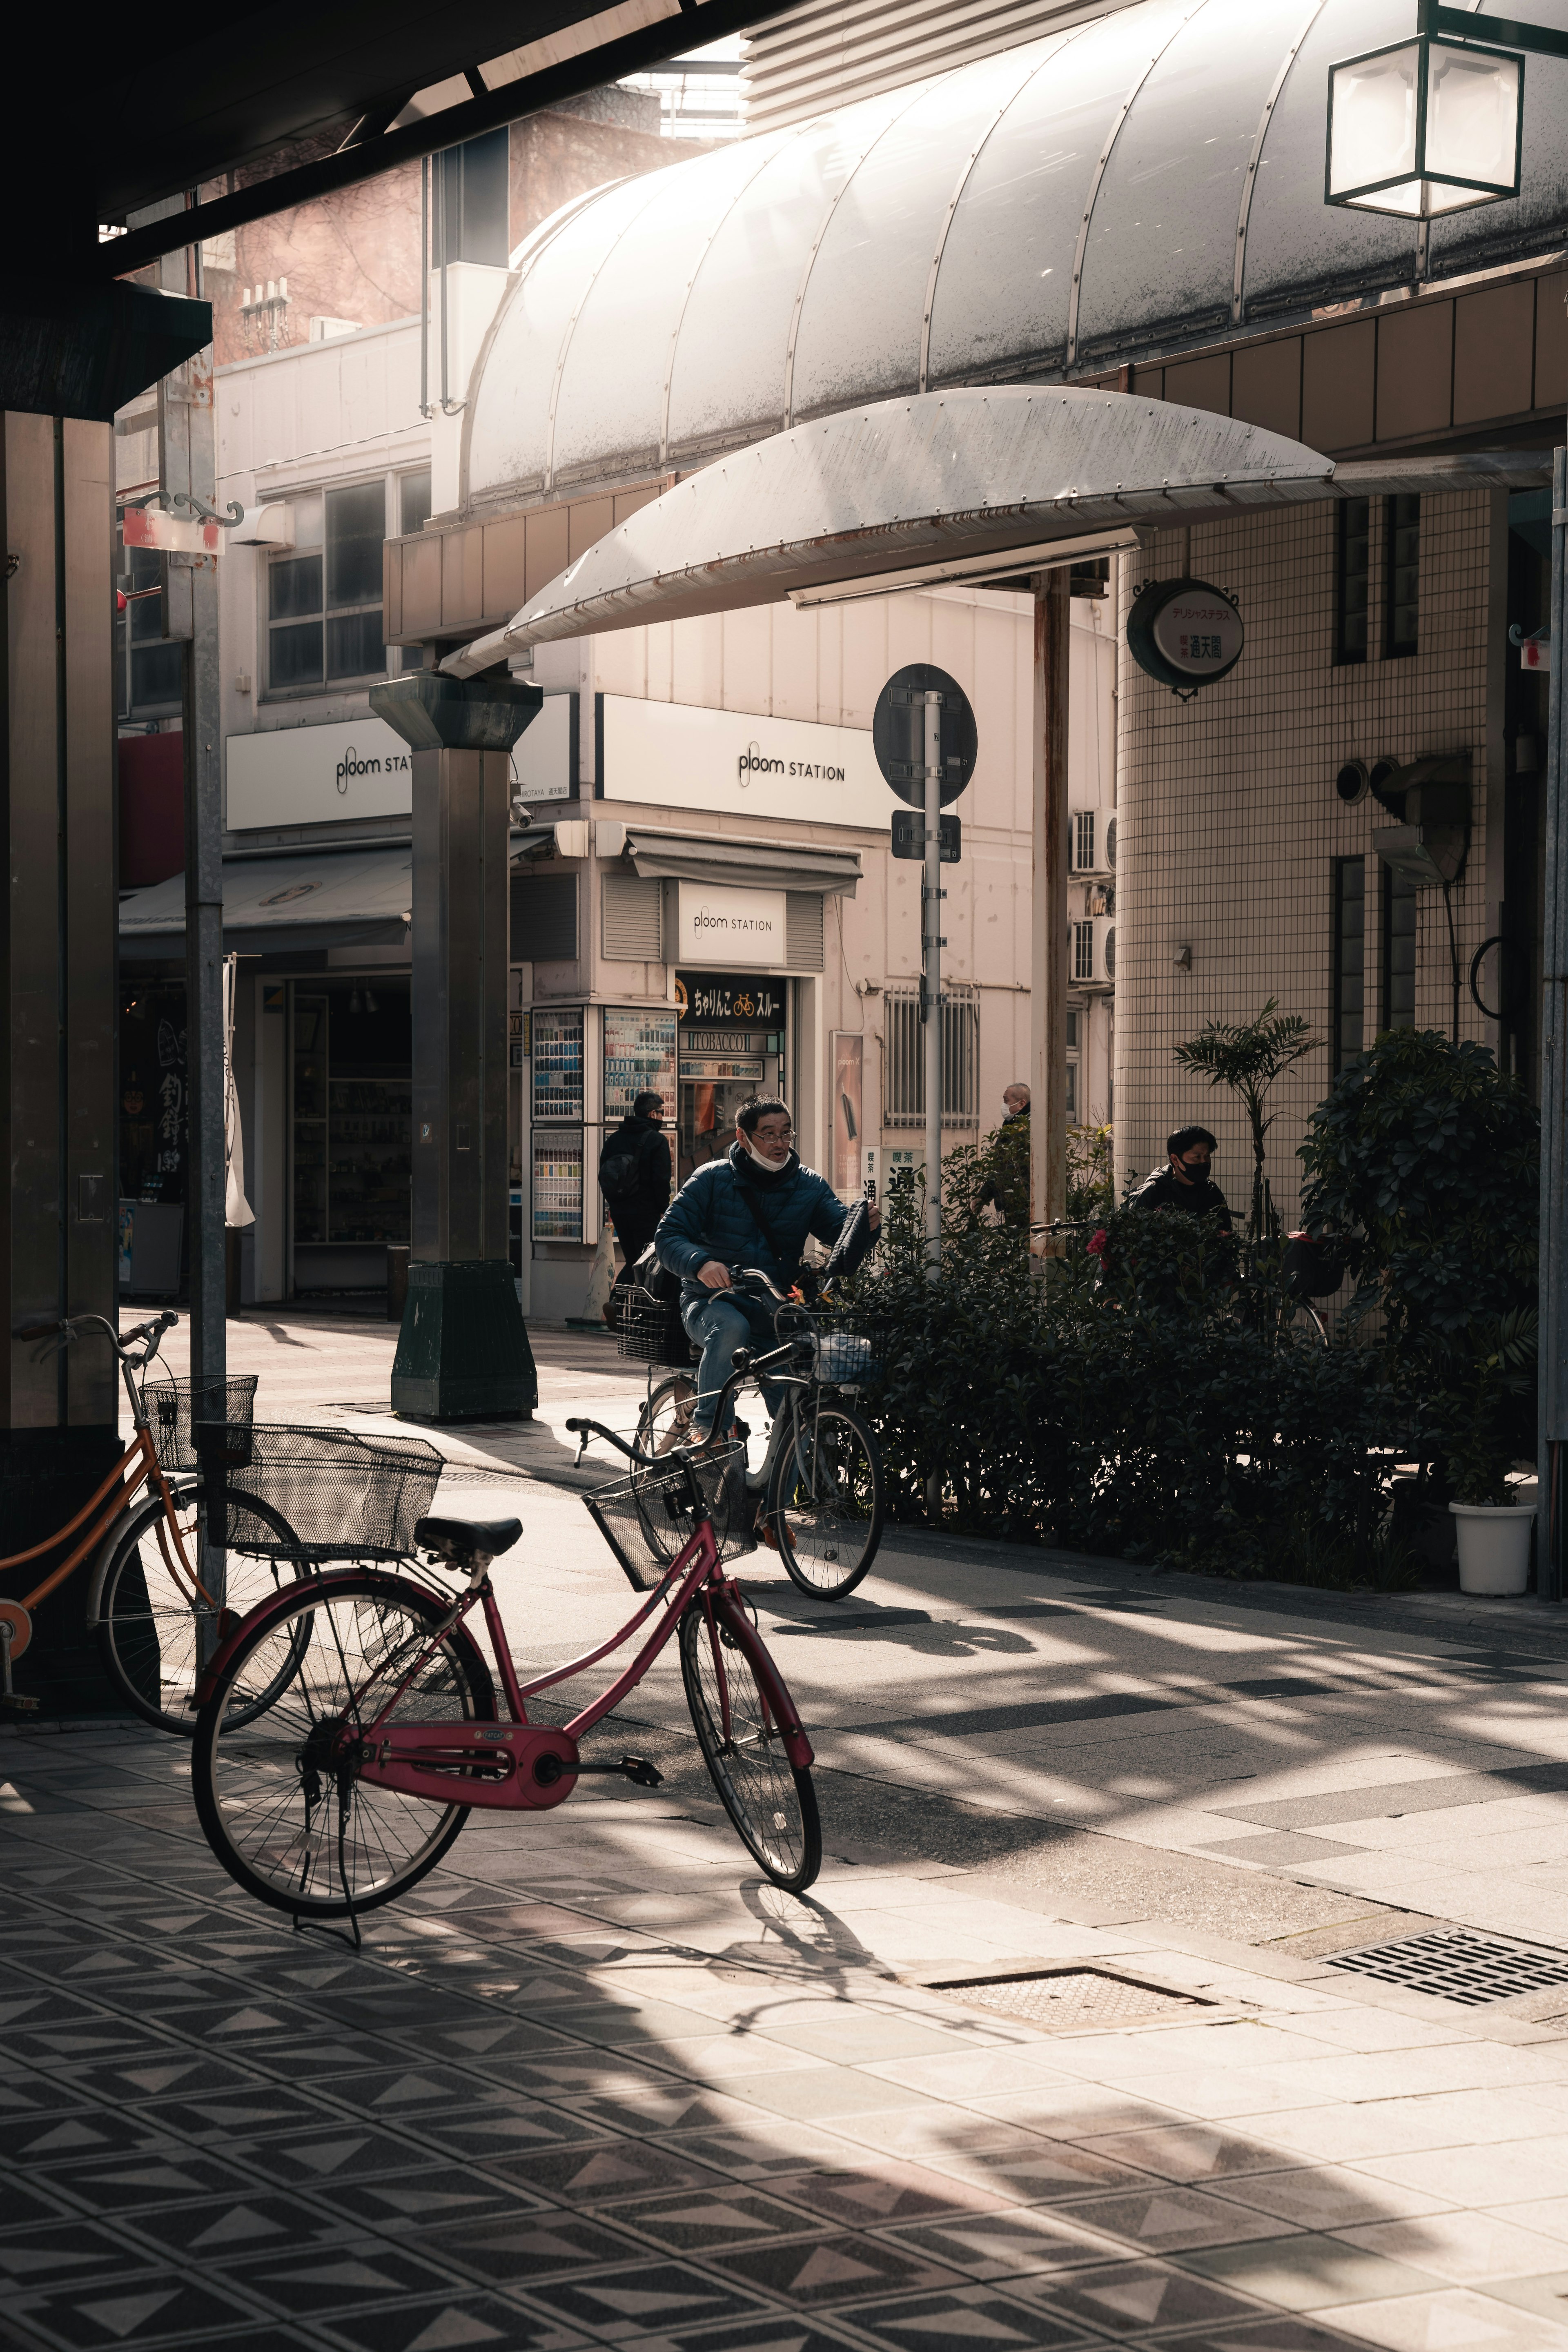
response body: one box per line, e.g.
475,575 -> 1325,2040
584,1441 -> 753,1591
815,1308 -> 889,1391
614,1287 -> 693,1366
144,1376 -> 258,1472
193,1422 -> 443,1559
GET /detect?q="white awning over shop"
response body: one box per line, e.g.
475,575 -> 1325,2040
119,846 -> 412,956
611,823 -> 863,899
443,386 -> 1334,672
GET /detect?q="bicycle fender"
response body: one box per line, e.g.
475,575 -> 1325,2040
713,1586 -> 814,1773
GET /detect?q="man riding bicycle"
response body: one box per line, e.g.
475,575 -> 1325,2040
654,1096 -> 879,1449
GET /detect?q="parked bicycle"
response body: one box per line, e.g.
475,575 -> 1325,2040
635,1266 -> 885,1601
189,1411 -> 821,1929
0,1312 -> 303,1730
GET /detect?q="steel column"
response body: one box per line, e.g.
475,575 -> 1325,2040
922,692 -> 944,1269
1031,570 -> 1070,1254
1539,445 -> 1568,1601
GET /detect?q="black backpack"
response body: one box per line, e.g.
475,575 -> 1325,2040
599,1124 -> 650,1203
631,1241 -> 681,1304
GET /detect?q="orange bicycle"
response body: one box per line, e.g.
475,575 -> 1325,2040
1,1312 -> 303,1731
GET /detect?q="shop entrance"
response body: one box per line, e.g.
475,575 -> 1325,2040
675,972 -> 788,1188
291,978 -> 412,1296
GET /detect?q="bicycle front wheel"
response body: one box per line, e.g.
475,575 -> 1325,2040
679,1599 -> 820,1893
767,1399 -> 884,1601
191,1572 -> 496,1921
89,1481 -> 308,1736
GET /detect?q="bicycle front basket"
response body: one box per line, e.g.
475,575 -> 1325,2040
583,1441 -> 753,1591
815,1308 -> 889,1391
614,1287 -> 693,1366
193,1422 -> 443,1559
145,1376 -> 258,1472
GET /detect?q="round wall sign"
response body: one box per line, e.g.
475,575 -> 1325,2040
1127,578 -> 1244,693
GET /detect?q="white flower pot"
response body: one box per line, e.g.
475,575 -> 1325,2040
1449,1501 -> 1535,1596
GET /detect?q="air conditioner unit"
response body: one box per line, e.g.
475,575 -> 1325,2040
1069,808 -> 1099,874
1070,917 -> 1115,987
1105,815 -> 1117,869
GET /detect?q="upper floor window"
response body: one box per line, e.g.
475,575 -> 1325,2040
1334,497 -> 1371,665
1385,493 -> 1420,657
267,481 -> 386,696
116,542 -> 184,719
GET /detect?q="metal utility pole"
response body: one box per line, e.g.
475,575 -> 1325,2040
1031,569 -> 1071,1256
1539,443 -> 1567,1602
158,217 -> 226,1496
922,690 -> 944,1270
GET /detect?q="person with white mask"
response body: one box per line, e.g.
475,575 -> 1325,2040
654,1096 -> 879,1450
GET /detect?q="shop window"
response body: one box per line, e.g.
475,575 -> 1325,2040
116,542 -> 184,719
882,986 -> 979,1129
291,982 -> 412,1255
1382,864 -> 1417,1029
1332,856 -> 1365,1072
267,481 -> 387,695
1066,1008 -> 1080,1050
1072,921 -> 1094,983
1065,1060 -> 1078,1121
399,470 -> 432,536
1334,497 -> 1371,665
1385,493 -> 1420,658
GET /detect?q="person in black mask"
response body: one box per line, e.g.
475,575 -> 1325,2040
1128,1124 -> 1233,1234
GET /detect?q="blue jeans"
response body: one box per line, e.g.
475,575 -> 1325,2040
681,1291 -> 780,1439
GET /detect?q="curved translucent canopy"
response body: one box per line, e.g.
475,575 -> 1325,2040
463,0 -> 1568,511
445,385 -> 1335,672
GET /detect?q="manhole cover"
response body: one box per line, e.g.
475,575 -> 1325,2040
928,1968 -> 1204,2030
1328,1928 -> 1568,2007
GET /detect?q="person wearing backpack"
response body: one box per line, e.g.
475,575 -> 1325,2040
654,1095 -> 878,1448
599,1091 -> 673,1297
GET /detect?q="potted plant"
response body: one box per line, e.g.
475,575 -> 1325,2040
1442,1310 -> 1538,1595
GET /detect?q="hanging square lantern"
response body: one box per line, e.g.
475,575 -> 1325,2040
1325,33 -> 1523,217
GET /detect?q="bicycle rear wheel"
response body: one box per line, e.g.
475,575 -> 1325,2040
679,1599 -> 820,1893
767,1399 -> 884,1601
191,1572 -> 496,1920
89,1481 -> 307,1736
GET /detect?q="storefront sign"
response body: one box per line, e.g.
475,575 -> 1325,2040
227,716 -> 413,830
600,696 -> 887,829
676,976 -> 786,1025
1127,579 -> 1245,693
674,883 -> 786,969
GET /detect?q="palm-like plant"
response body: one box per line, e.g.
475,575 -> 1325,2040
1172,999 -> 1323,1244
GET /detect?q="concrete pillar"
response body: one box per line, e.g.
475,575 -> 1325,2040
1,413 -> 123,1710
372,672 -> 543,1420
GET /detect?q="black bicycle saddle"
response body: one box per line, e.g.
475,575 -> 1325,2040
414,1515 -> 522,1560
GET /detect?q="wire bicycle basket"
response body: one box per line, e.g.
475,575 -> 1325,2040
144,1376 -> 258,1472
583,1441 -> 754,1591
192,1422 -> 444,1560
613,1287 -> 695,1367
813,1305 -> 889,1392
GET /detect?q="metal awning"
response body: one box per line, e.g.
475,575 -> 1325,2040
118,846 -> 412,958
613,824 -> 862,898
443,387 -> 1334,672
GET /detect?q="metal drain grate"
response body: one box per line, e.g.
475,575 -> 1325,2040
1328,1928 -> 1568,2007
929,1968 -> 1203,2030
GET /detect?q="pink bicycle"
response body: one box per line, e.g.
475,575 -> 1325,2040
189,1411 -> 820,1927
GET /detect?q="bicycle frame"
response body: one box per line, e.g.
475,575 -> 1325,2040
206,1509 -> 813,1816
0,1349 -> 206,1621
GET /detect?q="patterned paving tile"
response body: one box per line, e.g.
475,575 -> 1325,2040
24,2154 -> 265,2215
328,2170 -> 552,2233
42,2055 -> 272,2105
303,2065 -> 520,2119
879,2210 -> 1125,2282
660,2125 -> 873,2182
760,2160 -> 1005,2229
6,2273 -> 274,2350
1178,2233 -> 1449,2311
109,2192 -> 360,2264
419,2105 -> 606,2158
1019,2257 -> 1280,2334
571,2085 -> 775,2138
2,2109 -> 184,2165
635,2319 -> 878,2352
0,2223 -> 162,2290
596,2185 -> 828,2252
524,2260 -> 776,2341
704,2230 -> 967,2307
224,2242 -> 470,2315
1049,2188 -> 1303,2256
133,2084 -> 359,2143
1165,2326 -> 1407,2352
843,2282 -> 1098,2350
245,2036 -> 416,2082
318,2292 -> 593,2351
218,2127 -> 432,2187
416,2211 -> 650,2287
485,2139 -> 731,2204
384,2016 -> 584,2063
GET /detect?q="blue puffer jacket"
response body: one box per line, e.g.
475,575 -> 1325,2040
655,1145 -> 848,1304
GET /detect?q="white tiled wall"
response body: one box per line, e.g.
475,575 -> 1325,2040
1114,492 -> 1497,1224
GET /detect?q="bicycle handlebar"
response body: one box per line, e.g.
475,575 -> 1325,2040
13,1309 -> 178,1361
565,1416 -> 657,1469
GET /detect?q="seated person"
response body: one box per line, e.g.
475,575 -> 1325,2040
654,1095 -> 879,1449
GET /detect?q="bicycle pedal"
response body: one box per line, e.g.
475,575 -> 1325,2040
621,1755 -> 664,1788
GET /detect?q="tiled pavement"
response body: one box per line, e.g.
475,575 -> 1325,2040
10,1715 -> 1568,2352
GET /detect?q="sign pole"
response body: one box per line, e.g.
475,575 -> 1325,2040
1031,570 -> 1070,1259
922,691 -> 944,1272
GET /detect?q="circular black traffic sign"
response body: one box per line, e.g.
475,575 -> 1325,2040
1126,578 -> 1244,693
872,664 -> 977,808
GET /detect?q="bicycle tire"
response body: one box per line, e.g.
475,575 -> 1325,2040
637,1371 -> 701,1456
191,1571 -> 496,1921
89,1481 -> 309,1737
766,1399 -> 884,1601
679,1599 -> 820,1893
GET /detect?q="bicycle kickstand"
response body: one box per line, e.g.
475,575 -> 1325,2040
0,1621 -> 39,1715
